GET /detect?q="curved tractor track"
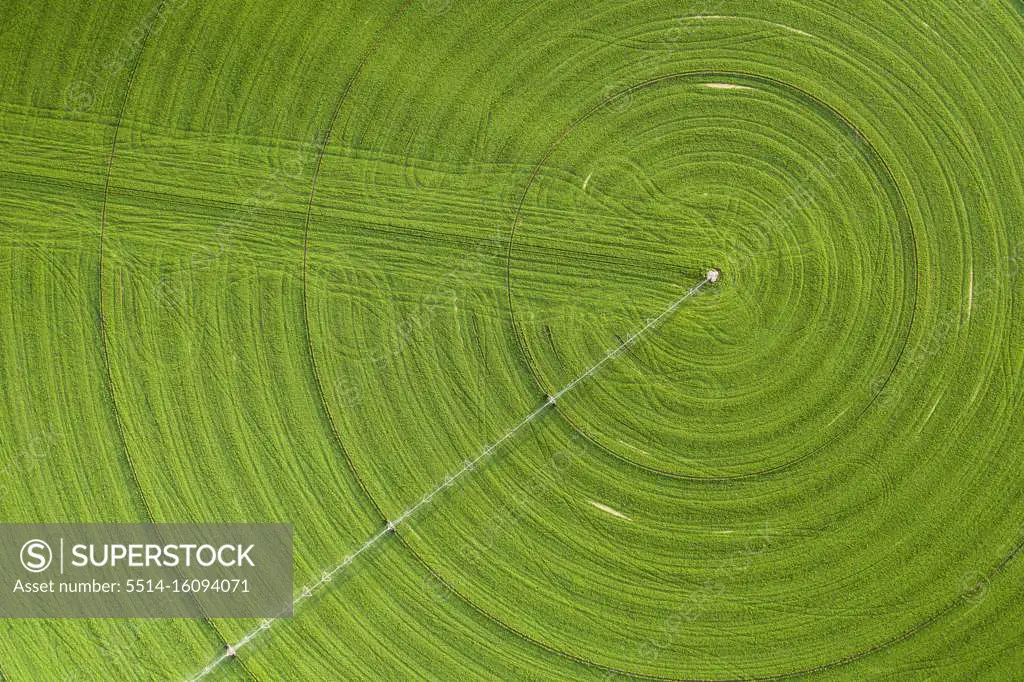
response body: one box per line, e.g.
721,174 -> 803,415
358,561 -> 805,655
0,1 -> 1022,680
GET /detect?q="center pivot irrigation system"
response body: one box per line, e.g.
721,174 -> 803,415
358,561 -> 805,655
190,271 -> 719,681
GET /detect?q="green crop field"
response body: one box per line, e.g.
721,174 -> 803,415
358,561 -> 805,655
1,0 -> 1023,679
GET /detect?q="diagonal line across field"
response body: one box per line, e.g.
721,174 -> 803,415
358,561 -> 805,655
189,274 -> 713,681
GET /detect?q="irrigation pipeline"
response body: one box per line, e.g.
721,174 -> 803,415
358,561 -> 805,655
189,274 -> 714,681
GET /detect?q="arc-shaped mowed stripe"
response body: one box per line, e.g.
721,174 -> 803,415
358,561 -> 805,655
288,2 -> 688,678
94,1 -> 252,677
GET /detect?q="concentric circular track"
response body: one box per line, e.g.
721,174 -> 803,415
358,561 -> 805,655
301,4 -> 1024,680
3,1 -> 1021,680
504,70 -> 920,483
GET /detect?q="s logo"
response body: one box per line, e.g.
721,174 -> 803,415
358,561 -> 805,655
20,539 -> 52,573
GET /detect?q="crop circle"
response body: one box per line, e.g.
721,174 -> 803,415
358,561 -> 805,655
508,72 -> 917,480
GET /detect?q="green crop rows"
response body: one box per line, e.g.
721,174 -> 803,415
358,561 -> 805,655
1,1 -> 1023,680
